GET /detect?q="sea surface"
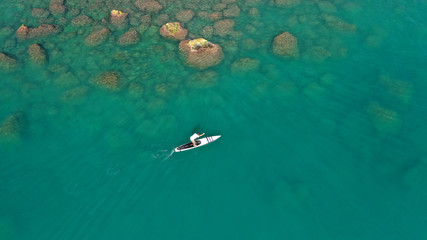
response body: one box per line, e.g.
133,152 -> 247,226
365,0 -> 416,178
1,0 -> 427,239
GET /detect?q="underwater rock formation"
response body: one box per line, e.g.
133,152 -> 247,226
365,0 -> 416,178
223,4 -> 240,18
94,71 -> 122,90
272,32 -> 299,57
117,30 -> 140,46
28,43 -> 47,64
110,10 -> 128,28
49,0 -> 66,16
134,0 -> 163,13
379,75 -> 413,103
176,10 -> 194,23
61,86 -> 90,102
159,22 -> 188,41
85,28 -> 110,46
321,14 -> 356,31
231,58 -> 260,72
367,102 -> 401,136
15,25 -> 29,40
179,38 -> 224,69
17,24 -> 61,40
71,15 -> 93,27
275,0 -> 300,7
187,70 -> 218,88
0,112 -> 25,142
0,53 -> 17,71
32,8 -> 50,19
213,19 -> 235,37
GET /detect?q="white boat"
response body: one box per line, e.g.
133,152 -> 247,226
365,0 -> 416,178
174,135 -> 221,152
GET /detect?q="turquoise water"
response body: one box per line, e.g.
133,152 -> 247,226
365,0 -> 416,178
1,0 -> 427,239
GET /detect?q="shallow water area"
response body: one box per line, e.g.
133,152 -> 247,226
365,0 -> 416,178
1,0 -> 427,239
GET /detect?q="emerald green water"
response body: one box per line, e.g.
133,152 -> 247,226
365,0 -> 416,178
1,0 -> 427,239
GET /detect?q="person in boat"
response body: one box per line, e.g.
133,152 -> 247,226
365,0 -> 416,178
190,132 -> 205,147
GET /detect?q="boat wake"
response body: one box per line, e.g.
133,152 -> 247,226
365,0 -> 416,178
152,149 -> 174,161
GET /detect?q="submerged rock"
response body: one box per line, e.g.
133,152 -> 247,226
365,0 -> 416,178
0,112 -> 25,142
117,30 -> 140,46
159,22 -> 188,41
85,28 -> 110,46
32,8 -> 50,19
134,0 -> 163,13
275,0 -> 300,7
28,43 -> 47,64
272,32 -> 299,57
213,19 -> 235,37
94,71 -> 122,90
367,102 -> 401,136
179,38 -> 224,69
176,10 -> 194,23
231,58 -> 260,72
71,15 -> 93,27
0,53 -> 17,71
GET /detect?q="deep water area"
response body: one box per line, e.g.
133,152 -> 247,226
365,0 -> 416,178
1,0 -> 427,239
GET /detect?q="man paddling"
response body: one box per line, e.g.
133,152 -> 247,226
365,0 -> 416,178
190,132 -> 205,147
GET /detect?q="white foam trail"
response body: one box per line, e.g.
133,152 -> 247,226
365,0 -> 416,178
152,149 -> 175,161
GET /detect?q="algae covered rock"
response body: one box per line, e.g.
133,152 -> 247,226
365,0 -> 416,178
179,38 -> 224,69
159,22 -> 188,41
272,32 -> 299,57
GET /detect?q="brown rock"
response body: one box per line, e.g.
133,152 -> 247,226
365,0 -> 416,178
27,24 -> 61,39
272,32 -> 299,57
94,71 -> 122,90
159,22 -> 188,41
179,38 -> 224,69
134,0 -> 163,13
32,8 -> 50,19
85,28 -> 110,46
275,0 -> 300,7
223,4 -> 240,18
117,30 -> 140,46
71,15 -> 93,27
110,10 -> 128,28
176,10 -> 194,23
231,58 -> 260,72
213,19 -> 235,37
0,112 -> 25,142
49,3 -> 66,16
28,44 -> 47,64
15,25 -> 29,40
0,53 -> 17,71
